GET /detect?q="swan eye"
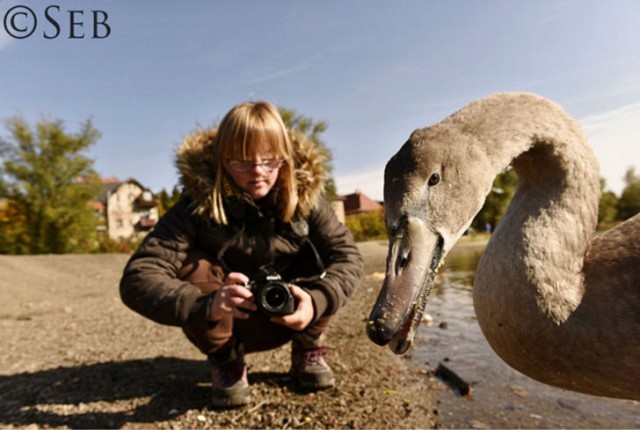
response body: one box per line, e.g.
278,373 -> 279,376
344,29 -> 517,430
428,172 -> 441,186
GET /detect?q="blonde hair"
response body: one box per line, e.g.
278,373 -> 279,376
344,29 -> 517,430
211,101 -> 298,225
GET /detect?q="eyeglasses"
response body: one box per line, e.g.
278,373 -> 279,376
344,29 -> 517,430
226,158 -> 284,173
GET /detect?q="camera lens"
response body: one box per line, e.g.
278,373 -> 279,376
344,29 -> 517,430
262,283 -> 288,309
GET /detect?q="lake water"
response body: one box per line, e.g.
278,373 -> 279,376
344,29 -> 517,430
408,244 -> 640,429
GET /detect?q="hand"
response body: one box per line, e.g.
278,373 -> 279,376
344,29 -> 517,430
208,272 -> 257,321
269,284 -> 314,331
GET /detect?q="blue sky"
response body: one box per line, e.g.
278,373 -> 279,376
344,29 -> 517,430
1,1 -> 639,201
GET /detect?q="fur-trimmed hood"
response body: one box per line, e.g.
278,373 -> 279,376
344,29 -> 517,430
175,127 -> 326,218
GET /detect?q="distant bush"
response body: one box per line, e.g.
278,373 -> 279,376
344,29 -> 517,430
345,210 -> 387,242
91,235 -> 144,254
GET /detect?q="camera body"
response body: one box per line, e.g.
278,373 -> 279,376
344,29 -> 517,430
247,274 -> 296,316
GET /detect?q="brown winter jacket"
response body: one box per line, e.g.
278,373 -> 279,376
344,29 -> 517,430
119,127 -> 364,330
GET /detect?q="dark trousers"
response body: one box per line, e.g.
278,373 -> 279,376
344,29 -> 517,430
179,250 -> 331,356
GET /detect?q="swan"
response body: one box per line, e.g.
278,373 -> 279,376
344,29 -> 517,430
366,92 -> 640,400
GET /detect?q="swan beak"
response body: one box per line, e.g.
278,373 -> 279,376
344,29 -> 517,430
367,216 -> 444,354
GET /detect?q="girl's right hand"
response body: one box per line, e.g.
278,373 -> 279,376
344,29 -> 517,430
208,272 -> 257,321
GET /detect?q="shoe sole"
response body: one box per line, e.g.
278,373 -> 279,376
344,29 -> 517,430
294,372 -> 336,390
211,387 -> 251,409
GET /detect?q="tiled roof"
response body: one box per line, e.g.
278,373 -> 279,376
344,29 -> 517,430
342,189 -> 383,215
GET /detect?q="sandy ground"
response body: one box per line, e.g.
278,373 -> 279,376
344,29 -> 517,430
0,242 -> 440,429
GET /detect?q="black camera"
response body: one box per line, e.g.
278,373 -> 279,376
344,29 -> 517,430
247,275 -> 296,316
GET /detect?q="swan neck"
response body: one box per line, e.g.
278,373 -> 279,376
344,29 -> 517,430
470,94 -> 600,323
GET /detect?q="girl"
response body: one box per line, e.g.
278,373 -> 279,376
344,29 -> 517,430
120,101 -> 364,408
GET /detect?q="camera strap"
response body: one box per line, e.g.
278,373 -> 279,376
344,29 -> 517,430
284,236 -> 327,285
288,270 -> 327,285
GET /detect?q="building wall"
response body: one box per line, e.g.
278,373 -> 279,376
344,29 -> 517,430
331,199 -> 346,224
106,182 -> 158,240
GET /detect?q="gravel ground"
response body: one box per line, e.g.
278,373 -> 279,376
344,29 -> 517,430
0,241 -> 439,429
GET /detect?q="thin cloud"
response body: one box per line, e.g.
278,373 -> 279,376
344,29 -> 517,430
581,101 -> 640,194
246,62 -> 311,85
581,101 -> 640,130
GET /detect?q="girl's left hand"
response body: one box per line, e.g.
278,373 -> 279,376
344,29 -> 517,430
269,284 -> 314,331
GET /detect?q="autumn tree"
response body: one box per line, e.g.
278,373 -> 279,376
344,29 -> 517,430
0,116 -> 101,254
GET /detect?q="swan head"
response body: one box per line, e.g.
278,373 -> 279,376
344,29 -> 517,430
367,125 -> 494,354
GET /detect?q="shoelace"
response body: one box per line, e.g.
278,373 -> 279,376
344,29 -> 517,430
302,347 -> 328,366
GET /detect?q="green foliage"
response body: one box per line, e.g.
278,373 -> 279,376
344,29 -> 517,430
0,199 -> 29,253
469,168 -> 639,233
92,234 -> 145,254
278,107 -> 337,201
598,191 -> 619,230
618,167 -> 640,221
345,210 -> 387,242
0,116 -> 101,254
157,185 -> 182,217
598,179 -> 618,230
471,168 -> 517,232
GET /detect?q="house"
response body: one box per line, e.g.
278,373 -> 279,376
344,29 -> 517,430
93,178 -> 159,241
342,189 -> 383,216
330,195 -> 346,224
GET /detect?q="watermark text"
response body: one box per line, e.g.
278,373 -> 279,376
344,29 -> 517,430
3,5 -> 111,40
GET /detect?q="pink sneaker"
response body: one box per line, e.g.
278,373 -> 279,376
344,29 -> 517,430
209,343 -> 250,408
291,343 -> 335,390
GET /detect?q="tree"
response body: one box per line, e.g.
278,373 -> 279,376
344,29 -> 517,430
0,116 -> 101,254
345,210 -> 387,242
278,107 -> 337,201
597,178 -> 618,230
471,168 -> 517,232
157,185 -> 182,217
618,167 -> 640,221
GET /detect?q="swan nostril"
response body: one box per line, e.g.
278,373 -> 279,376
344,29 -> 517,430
394,256 -> 409,276
398,253 -> 410,270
